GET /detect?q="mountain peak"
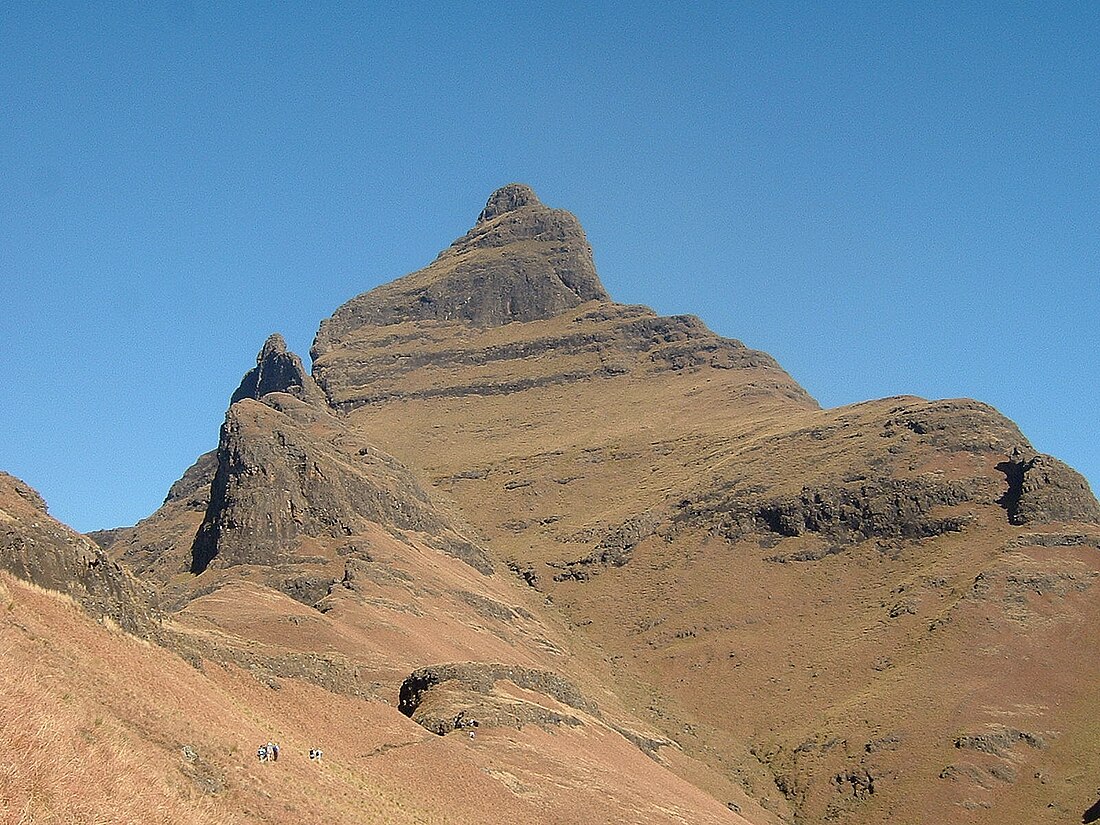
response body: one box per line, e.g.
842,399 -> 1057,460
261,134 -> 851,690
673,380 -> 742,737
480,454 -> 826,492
230,333 -> 321,405
312,186 -> 610,350
258,332 -> 288,359
476,183 -> 541,223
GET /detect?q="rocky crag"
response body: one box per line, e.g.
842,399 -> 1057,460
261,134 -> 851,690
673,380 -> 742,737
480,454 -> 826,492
0,472 -> 155,633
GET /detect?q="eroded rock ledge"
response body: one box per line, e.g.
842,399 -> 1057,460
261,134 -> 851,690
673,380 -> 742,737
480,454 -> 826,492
397,662 -> 598,735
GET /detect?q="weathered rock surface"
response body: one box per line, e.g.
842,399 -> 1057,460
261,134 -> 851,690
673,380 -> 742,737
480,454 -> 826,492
191,398 -> 465,572
317,303 -> 811,411
954,726 -> 1048,756
997,448 -> 1100,525
313,183 -> 610,346
0,472 -> 154,633
230,332 -> 324,405
397,662 -> 599,735
670,398 -> 1098,548
94,329 -> 333,581
191,338 -> 492,576
680,475 -> 975,544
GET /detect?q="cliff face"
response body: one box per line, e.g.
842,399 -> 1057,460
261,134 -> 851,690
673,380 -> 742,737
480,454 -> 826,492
312,183 -> 609,343
997,449 -> 1100,526
190,393 -> 491,577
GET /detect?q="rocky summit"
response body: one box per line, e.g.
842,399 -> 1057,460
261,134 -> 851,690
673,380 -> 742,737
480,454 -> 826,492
4,184 -> 1100,825
312,182 -> 609,341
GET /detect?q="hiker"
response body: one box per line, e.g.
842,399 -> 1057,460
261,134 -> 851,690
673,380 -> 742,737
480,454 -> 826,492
271,742 -> 280,762
257,744 -> 268,763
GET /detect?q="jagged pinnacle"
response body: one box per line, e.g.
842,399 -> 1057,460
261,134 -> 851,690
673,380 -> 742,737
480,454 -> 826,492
476,183 -> 541,224
231,333 -> 318,404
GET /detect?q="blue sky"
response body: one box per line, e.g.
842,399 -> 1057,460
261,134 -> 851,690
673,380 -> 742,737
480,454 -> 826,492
1,2 -> 1097,531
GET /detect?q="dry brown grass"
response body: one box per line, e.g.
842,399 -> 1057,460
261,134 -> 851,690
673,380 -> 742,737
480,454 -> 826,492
0,658 -> 228,825
0,578 -> 232,825
0,571 -> 751,825
318,302 -> 1100,824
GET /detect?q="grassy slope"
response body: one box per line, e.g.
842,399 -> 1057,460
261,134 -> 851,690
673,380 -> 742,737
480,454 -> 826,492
1,556 -> 757,824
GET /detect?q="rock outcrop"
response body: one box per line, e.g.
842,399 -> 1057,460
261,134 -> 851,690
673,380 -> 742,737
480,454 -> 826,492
312,183 -> 610,348
190,338 -> 492,576
997,448 -> 1100,525
192,398 -> 456,572
397,662 -> 599,734
669,398 -> 1100,548
230,332 -> 324,405
163,450 -> 219,506
0,472 -> 154,633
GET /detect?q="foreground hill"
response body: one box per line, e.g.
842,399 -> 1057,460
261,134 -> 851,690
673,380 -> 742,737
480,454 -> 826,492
2,565 -> 752,824
5,184 -> 1099,824
4,461 -> 756,824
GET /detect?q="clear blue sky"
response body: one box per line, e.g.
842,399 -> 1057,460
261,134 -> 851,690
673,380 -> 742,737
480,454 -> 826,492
2,2 -> 1097,532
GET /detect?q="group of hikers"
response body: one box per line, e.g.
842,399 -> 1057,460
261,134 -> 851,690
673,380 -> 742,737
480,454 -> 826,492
256,742 -> 322,763
457,717 -> 478,740
255,721 -> 483,764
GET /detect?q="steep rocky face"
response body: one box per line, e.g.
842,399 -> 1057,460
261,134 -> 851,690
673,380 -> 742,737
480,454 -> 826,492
0,472 -> 154,633
101,330 -> 493,591
191,395 -> 489,575
313,303 -> 813,411
230,332 -> 324,405
311,183 -> 610,349
191,337 -> 493,577
100,334 -> 335,586
476,181 -> 541,222
997,448 -> 1100,525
